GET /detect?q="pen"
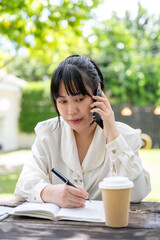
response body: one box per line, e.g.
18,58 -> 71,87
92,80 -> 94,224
51,168 -> 90,201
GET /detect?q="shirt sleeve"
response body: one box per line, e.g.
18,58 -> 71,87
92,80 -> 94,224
14,136 -> 50,203
105,133 -> 151,203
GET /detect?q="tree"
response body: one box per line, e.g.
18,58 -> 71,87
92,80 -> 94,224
87,4 -> 160,106
0,0 -> 102,70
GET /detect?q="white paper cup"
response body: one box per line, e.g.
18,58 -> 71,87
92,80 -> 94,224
99,177 -> 134,228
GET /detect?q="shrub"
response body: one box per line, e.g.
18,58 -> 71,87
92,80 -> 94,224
19,81 -> 57,133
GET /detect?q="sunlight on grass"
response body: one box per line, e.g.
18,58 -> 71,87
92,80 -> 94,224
0,149 -> 31,156
139,149 -> 160,202
0,170 -> 21,195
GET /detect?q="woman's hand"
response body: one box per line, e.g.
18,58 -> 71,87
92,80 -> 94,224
90,91 -> 119,142
40,184 -> 89,208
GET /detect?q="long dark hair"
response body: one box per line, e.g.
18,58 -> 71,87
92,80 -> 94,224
51,55 -> 104,118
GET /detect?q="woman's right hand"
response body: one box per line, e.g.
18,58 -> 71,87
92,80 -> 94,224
40,184 -> 89,208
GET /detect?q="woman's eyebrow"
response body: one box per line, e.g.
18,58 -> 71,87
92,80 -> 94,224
57,93 -> 82,98
57,95 -> 66,98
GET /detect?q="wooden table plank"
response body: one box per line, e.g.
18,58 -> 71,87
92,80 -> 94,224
0,220 -> 160,240
1,210 -> 160,229
130,201 -> 160,213
0,199 -> 160,240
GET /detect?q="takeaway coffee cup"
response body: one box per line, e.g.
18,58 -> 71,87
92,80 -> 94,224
99,176 -> 134,228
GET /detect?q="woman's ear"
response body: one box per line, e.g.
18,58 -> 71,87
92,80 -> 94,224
98,83 -> 101,89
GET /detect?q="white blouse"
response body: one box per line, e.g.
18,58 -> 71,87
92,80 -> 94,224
14,117 -> 151,203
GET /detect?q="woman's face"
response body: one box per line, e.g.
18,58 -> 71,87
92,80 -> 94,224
56,82 -> 96,133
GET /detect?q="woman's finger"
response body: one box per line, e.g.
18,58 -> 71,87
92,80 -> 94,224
92,94 -> 111,109
68,185 -> 88,200
90,101 -> 107,112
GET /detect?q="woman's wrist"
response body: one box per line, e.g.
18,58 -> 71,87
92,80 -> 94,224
40,184 -> 52,203
107,129 -> 119,143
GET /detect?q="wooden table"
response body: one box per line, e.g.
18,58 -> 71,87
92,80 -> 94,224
0,196 -> 160,240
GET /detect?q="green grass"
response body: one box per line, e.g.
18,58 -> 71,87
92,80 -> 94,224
0,149 -> 160,202
139,149 -> 160,202
0,170 -> 21,196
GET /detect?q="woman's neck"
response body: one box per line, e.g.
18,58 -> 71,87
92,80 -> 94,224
73,123 -> 97,164
73,122 -> 97,139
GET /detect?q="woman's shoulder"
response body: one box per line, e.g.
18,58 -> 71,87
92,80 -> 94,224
34,117 -> 65,137
35,117 -> 58,131
116,121 -> 141,150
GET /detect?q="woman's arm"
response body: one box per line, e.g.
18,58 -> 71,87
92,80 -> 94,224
41,184 -> 88,208
106,133 -> 151,203
14,136 -> 52,202
14,136 -> 88,207
91,91 -> 151,202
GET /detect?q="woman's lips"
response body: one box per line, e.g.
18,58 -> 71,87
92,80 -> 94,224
69,118 -> 83,124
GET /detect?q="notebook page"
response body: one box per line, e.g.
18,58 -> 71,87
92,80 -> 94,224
57,200 -> 105,222
0,206 -> 13,221
12,202 -> 61,219
0,206 -> 13,215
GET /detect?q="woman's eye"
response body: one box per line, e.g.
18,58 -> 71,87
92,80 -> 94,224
58,100 -> 66,104
76,98 -> 84,102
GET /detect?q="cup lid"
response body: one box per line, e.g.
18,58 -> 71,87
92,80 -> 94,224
99,176 -> 134,190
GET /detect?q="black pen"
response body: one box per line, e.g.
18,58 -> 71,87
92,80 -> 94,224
51,168 -> 90,201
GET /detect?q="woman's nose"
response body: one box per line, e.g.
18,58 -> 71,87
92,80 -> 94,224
67,103 -> 78,114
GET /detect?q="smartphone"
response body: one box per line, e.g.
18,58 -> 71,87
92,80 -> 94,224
92,88 -> 103,129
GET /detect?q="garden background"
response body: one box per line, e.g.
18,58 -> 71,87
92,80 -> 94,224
0,0 -> 159,201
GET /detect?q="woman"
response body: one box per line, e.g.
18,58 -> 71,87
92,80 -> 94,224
15,55 -> 151,208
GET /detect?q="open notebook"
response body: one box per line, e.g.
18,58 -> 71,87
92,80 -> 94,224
9,200 -> 105,222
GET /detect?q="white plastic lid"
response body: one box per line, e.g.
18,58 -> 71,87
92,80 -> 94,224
99,176 -> 134,190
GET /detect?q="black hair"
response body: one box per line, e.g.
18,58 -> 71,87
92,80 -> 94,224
51,55 -> 104,117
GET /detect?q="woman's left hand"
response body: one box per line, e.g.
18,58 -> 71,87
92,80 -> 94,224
90,91 -> 119,142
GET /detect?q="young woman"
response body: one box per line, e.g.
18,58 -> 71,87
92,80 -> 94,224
15,55 -> 151,208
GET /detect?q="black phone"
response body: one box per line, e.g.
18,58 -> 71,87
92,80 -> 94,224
93,88 -> 103,129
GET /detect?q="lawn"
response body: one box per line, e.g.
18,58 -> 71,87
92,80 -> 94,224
0,170 -> 21,196
0,149 -> 159,202
139,149 -> 160,202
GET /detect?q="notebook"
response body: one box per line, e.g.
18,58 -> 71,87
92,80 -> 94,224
0,206 -> 13,221
9,200 -> 105,222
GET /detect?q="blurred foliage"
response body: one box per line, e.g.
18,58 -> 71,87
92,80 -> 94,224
19,81 -> 57,133
4,56 -> 51,82
0,2 -> 160,106
88,4 -> 160,106
0,0 -> 101,68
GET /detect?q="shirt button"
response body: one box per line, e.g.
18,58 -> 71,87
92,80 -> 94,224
74,179 -> 77,183
79,179 -> 82,183
112,149 -> 116,154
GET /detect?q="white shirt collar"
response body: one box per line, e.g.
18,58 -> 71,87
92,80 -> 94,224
60,119 -> 106,174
